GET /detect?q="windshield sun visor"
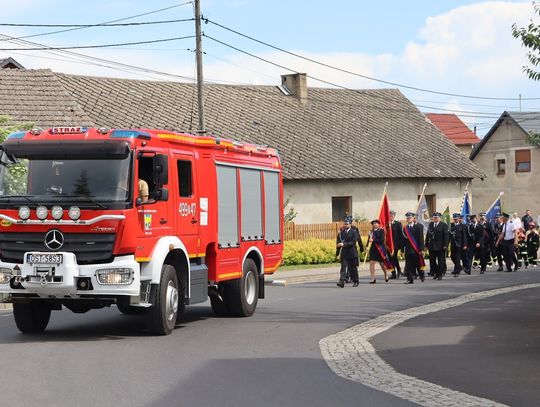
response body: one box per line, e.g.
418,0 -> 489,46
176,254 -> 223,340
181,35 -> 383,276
2,140 -> 131,160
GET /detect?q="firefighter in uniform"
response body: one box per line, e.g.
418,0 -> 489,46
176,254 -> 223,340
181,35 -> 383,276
468,214 -> 479,269
389,210 -> 404,279
336,216 -> 360,288
450,213 -> 468,276
474,212 -> 493,274
527,223 -> 539,266
425,212 -> 449,280
403,212 -> 425,284
493,215 -> 505,271
496,212 -> 518,272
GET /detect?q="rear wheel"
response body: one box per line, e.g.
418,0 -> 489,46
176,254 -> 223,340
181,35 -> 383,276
146,265 -> 180,335
13,301 -> 52,333
225,259 -> 259,317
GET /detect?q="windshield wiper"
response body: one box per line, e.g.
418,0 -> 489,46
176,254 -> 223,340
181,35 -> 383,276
0,195 -> 38,205
56,195 -> 109,209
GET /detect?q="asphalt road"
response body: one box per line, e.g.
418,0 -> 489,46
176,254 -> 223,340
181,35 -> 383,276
1,268 -> 539,407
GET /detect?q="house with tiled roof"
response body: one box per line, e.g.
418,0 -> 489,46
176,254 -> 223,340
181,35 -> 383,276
471,111 -> 540,214
0,66 -> 484,223
0,57 -> 24,70
426,113 -> 480,156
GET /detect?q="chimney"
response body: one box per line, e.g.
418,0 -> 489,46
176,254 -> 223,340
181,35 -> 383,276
281,73 -> 307,104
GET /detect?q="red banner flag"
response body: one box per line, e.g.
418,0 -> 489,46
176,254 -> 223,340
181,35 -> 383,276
378,192 -> 394,254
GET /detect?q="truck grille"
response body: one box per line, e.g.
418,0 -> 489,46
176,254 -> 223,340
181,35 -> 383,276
0,233 -> 116,265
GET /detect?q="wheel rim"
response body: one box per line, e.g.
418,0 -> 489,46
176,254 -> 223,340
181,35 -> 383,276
244,269 -> 257,305
165,280 -> 179,322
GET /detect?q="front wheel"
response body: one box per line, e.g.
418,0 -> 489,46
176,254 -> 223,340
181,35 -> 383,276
146,265 -> 182,335
13,302 -> 52,333
225,259 -> 259,317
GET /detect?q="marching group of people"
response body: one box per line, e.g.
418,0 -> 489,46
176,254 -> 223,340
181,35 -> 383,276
335,209 -> 540,287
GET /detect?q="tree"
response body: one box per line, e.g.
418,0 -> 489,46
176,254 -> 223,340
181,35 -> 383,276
284,197 -> 297,223
512,1 -> 540,81
0,116 -> 34,195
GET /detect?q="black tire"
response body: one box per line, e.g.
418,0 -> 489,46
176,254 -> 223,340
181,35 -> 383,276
117,303 -> 146,315
225,259 -> 259,317
146,264 -> 180,335
13,302 -> 52,333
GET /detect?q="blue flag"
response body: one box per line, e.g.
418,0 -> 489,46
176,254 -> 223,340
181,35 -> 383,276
460,192 -> 471,224
485,197 -> 502,225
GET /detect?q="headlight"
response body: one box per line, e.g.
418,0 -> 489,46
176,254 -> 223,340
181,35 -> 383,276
96,268 -> 134,285
0,268 -> 12,284
36,205 -> 48,220
51,205 -> 63,220
18,206 -> 31,220
68,206 -> 81,221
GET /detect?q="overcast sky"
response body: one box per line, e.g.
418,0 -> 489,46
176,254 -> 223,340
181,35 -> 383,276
1,0 -> 539,135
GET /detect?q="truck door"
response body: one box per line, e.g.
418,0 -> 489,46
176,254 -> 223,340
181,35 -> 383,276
136,152 -> 173,242
173,153 -> 199,254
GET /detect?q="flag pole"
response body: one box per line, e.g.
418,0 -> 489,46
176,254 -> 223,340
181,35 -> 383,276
485,191 -> 504,213
459,181 -> 469,211
415,182 -> 428,212
362,181 -> 388,271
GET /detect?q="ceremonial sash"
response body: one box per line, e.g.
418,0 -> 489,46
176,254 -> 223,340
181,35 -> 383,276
374,242 -> 394,272
403,226 -> 426,270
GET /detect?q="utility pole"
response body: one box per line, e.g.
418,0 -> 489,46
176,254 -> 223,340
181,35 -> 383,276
195,0 -> 206,134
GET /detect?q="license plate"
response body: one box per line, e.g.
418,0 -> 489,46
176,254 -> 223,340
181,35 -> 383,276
26,253 -> 63,264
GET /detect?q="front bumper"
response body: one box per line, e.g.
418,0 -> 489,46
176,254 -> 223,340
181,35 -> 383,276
0,252 -> 140,299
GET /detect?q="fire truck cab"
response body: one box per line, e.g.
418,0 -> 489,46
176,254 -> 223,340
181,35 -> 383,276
0,126 -> 283,335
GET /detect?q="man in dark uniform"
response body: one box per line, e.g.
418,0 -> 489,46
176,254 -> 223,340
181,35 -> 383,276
336,216 -> 360,288
474,212 -> 493,274
389,210 -> 404,279
403,212 -> 425,284
425,212 -> 450,280
468,214 -> 479,269
450,213 -> 468,276
492,215 -> 504,271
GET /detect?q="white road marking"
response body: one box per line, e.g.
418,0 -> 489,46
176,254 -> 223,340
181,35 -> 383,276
319,283 -> 540,407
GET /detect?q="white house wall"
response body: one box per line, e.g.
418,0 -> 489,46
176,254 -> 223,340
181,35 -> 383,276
472,119 -> 540,214
284,178 -> 471,224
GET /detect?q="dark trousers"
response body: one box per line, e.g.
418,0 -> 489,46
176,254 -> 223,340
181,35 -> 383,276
340,257 -> 359,283
429,249 -> 445,278
528,245 -> 538,265
450,245 -> 463,273
478,246 -> 489,271
502,240 -> 515,272
404,253 -> 423,282
462,247 -> 470,271
495,245 -> 504,268
390,251 -> 402,276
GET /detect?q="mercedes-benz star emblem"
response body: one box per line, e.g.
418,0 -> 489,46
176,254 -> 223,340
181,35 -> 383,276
45,229 -> 64,250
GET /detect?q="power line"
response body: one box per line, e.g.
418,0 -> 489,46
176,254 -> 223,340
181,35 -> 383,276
204,18 -> 540,101
0,18 -> 194,28
0,35 -> 195,51
0,1 -> 193,42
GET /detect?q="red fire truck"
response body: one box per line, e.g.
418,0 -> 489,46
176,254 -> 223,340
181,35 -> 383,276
0,126 -> 283,335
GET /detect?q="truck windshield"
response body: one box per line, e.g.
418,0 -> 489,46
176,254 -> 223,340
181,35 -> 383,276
0,154 -> 132,207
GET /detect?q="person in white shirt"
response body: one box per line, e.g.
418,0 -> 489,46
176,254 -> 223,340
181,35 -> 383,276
512,212 -> 523,231
496,213 -> 518,272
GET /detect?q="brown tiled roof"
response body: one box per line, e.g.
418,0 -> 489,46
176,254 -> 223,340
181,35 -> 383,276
0,68 -> 483,180
426,113 -> 480,145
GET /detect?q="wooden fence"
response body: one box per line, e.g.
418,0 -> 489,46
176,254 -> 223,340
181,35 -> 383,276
284,221 -> 372,241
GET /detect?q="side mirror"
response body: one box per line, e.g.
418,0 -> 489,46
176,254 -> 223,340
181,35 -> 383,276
155,187 -> 169,201
135,197 -> 143,206
153,154 -> 168,186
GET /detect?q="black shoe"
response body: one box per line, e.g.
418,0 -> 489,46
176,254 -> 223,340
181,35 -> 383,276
464,269 -> 471,275
420,275 -> 425,282
480,269 -> 485,274
389,274 -> 397,280
369,279 -> 376,284
437,276 -> 442,280
404,280 -> 413,284
352,282 -> 359,287
385,277 -> 390,283
336,282 -> 344,288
